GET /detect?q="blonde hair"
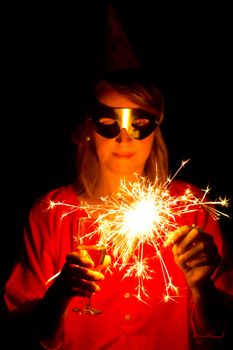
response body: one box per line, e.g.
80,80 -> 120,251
72,69 -> 169,197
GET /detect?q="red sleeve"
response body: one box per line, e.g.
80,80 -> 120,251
4,185 -> 86,310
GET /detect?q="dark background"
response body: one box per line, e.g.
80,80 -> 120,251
1,1 -> 232,310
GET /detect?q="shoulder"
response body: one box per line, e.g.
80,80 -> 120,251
39,183 -> 79,203
26,184 -> 89,235
169,179 -> 204,197
29,183 -> 81,216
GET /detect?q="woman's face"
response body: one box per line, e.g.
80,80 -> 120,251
93,86 -> 155,177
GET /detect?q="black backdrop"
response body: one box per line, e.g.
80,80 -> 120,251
1,1 -> 232,309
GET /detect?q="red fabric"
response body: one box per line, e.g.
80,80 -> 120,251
4,181 -> 233,350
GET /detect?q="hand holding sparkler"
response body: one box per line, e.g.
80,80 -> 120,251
166,225 -> 230,337
166,225 -> 222,290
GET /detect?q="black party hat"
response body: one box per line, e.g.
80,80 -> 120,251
99,3 -> 142,73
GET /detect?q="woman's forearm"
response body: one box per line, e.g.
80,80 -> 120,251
34,283 -> 71,347
191,280 -> 224,336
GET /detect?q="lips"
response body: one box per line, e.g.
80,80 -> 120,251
112,152 -> 135,158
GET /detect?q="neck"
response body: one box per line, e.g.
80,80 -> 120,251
95,170 -> 143,197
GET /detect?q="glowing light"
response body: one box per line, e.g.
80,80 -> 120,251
122,109 -> 130,130
47,161 -> 230,302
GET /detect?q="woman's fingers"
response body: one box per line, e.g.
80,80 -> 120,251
66,251 -> 94,268
165,226 -> 192,246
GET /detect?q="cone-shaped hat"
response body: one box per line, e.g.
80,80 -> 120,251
99,3 -> 142,72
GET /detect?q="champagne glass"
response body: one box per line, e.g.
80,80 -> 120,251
76,216 -> 106,315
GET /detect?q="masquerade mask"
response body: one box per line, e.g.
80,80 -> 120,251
90,101 -> 159,140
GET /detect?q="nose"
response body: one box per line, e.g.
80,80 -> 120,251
115,128 -> 132,143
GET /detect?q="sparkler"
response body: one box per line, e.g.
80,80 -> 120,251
47,160 -> 230,302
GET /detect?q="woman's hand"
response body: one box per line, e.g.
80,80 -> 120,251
166,225 -> 221,291
51,252 -> 110,298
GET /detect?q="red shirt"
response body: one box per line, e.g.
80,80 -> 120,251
4,181 -> 233,350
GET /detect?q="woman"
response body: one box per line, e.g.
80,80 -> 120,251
4,68 -> 233,349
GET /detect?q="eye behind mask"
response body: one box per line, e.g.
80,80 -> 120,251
90,102 -> 159,139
